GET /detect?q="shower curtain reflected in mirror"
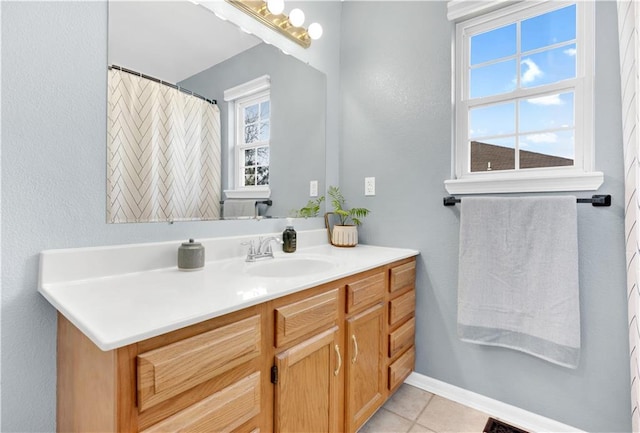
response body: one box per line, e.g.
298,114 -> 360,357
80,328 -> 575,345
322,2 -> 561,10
107,67 -> 222,223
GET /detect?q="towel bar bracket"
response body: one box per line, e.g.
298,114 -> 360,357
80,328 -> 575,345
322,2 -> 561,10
443,194 -> 611,207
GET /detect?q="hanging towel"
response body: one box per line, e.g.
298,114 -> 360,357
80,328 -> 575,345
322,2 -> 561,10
457,196 -> 580,368
222,200 -> 257,218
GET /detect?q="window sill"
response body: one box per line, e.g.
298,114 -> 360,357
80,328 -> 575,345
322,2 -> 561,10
224,188 -> 271,199
444,171 -> 604,195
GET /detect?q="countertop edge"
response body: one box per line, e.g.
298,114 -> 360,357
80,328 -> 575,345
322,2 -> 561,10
41,243 -> 419,351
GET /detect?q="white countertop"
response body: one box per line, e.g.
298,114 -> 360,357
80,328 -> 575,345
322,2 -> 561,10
39,231 -> 418,351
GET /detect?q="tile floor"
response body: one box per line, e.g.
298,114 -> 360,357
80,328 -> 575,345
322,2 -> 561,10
358,384 -> 494,433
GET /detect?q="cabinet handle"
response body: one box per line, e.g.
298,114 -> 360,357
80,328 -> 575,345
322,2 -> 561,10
334,344 -> 342,376
351,334 -> 359,364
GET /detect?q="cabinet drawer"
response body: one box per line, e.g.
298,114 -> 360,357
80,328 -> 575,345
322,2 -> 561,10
390,261 -> 416,293
275,289 -> 339,347
389,317 -> 415,358
389,290 -> 415,327
137,315 -> 261,411
346,272 -> 385,314
141,372 -> 261,433
388,347 -> 415,391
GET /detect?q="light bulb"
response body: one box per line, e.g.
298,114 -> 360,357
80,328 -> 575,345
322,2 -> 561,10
267,0 -> 285,15
288,8 -> 305,27
308,22 -> 323,40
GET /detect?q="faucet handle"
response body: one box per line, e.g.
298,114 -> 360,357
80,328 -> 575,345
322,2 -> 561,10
241,240 -> 256,254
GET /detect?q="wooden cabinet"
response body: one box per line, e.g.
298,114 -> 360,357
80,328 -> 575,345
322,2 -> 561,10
387,259 -> 416,394
57,305 -> 267,433
345,303 -> 385,433
274,327 -> 340,433
56,257 -> 416,433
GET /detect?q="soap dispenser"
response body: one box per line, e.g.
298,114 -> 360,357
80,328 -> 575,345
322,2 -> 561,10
282,218 -> 297,253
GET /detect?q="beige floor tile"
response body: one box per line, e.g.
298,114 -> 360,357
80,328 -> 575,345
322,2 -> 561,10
358,408 -> 414,433
383,384 -> 434,421
416,395 -> 490,433
408,423 -> 438,433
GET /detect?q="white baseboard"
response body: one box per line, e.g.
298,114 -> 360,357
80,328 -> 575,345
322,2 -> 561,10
404,372 -> 585,433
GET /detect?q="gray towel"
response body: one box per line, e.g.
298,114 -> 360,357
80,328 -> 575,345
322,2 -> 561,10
223,199 -> 257,218
457,196 -> 580,368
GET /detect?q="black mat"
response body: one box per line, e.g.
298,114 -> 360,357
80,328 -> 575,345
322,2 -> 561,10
483,417 -> 529,433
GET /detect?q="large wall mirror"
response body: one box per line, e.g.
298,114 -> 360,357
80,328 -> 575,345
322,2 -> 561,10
107,1 -> 326,222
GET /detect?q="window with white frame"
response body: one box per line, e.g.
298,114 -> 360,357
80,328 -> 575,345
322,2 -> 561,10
445,1 -> 602,194
223,75 -> 271,198
236,91 -> 270,189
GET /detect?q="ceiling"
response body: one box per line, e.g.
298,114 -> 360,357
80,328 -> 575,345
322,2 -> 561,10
108,1 -> 262,83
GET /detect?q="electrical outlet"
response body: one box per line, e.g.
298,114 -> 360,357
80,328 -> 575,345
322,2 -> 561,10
365,177 -> 375,196
310,180 -> 318,197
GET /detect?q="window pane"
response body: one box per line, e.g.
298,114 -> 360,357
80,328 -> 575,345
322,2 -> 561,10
470,137 -> 515,172
519,130 -> 574,169
470,59 -> 517,99
521,44 -> 576,88
244,104 -> 259,124
245,124 -> 258,143
470,24 -> 516,65
260,101 -> 270,120
259,121 -> 270,141
257,146 -> 269,165
244,167 -> 256,186
244,148 -> 256,166
257,167 -> 269,185
519,92 -> 574,132
522,5 -> 576,53
469,102 -> 515,139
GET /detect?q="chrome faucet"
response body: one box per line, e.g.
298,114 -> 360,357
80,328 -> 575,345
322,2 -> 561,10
244,236 -> 283,262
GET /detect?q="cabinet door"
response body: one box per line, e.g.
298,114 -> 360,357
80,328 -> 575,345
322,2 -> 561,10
274,326 -> 340,433
345,303 -> 385,433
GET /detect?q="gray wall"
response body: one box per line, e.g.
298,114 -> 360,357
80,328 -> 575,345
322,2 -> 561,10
339,1 -> 631,431
1,1 -> 633,432
0,2 -> 332,431
180,43 -> 327,218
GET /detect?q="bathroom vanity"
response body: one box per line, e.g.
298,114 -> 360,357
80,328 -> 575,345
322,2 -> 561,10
39,230 -> 418,432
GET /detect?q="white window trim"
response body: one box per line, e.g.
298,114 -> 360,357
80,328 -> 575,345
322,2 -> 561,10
223,75 -> 272,199
445,1 -> 602,195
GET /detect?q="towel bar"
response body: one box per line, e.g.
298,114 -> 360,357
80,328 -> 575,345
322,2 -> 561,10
443,194 -> 611,207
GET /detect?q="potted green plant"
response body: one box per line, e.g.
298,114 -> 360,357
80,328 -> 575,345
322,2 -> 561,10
324,186 -> 370,247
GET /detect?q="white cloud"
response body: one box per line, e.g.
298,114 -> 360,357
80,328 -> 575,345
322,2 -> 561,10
525,133 -> 558,143
527,94 -> 564,106
521,58 -> 543,84
564,48 -> 577,57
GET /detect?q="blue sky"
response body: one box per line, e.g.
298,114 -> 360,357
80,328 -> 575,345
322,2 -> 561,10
468,5 -> 577,165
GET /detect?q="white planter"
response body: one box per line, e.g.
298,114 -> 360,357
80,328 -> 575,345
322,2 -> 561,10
325,212 -> 358,247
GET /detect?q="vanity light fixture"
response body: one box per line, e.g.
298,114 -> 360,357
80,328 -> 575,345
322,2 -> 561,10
226,0 -> 323,48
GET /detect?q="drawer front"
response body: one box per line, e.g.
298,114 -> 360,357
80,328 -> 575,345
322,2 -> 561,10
389,290 -> 415,327
137,315 -> 261,411
346,272 -> 385,314
390,261 -> 416,293
389,317 -> 415,358
388,347 -> 415,391
275,289 -> 339,347
141,372 -> 261,433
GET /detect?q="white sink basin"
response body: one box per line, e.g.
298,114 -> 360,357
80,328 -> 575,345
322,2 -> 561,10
242,256 -> 338,278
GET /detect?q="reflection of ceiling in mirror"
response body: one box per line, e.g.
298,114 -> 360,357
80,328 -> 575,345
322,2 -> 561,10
108,1 -> 262,83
